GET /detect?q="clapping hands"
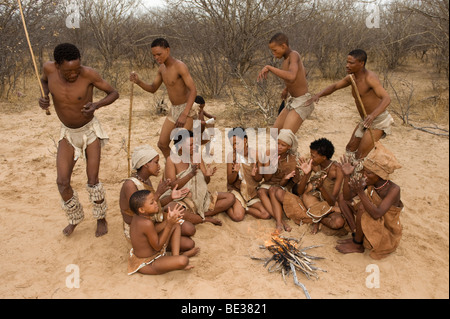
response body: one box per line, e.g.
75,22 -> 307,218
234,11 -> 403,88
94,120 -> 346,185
155,179 -> 171,198
171,184 -> 190,200
167,203 -> 184,225
297,157 -> 313,175
339,155 -> 355,177
284,170 -> 296,181
349,176 -> 367,194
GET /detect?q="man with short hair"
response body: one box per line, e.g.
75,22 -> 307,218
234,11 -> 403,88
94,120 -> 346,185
130,38 -> 198,158
308,49 -> 393,159
39,43 -> 119,237
257,32 -> 313,135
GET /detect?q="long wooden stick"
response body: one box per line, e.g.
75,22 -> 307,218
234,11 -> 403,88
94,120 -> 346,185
17,0 -> 50,115
349,74 -> 375,147
127,81 -> 134,177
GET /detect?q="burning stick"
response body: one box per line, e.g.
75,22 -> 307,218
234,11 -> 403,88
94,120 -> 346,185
251,235 -> 326,299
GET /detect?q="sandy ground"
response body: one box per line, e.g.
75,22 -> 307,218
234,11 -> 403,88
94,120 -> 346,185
0,86 -> 448,300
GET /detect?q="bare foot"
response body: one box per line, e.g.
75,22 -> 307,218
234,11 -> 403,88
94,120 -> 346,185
337,237 -> 354,244
282,220 -> 292,232
184,264 -> 195,270
205,217 -> 222,226
95,219 -> 108,237
63,224 -> 77,236
183,247 -> 200,257
335,241 -> 364,254
273,223 -> 284,235
311,223 -> 320,235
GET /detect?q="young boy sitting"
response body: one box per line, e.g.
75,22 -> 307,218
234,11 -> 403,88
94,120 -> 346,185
127,190 -> 198,275
195,95 -> 216,132
119,144 -> 196,257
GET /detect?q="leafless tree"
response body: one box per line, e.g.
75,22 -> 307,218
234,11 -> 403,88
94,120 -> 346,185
167,0 -> 315,75
0,0 -> 61,98
399,0 -> 449,78
76,0 -> 142,87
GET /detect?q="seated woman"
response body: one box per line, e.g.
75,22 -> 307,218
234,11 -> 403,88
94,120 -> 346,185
226,127 -> 270,221
162,129 -> 235,226
336,145 -> 403,259
258,129 -> 300,233
282,138 -> 345,234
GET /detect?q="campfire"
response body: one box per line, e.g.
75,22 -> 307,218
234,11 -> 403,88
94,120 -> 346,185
251,234 -> 326,299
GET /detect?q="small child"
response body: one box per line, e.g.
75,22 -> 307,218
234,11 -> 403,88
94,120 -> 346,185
195,95 -> 216,131
195,95 -> 216,155
127,190 -> 196,275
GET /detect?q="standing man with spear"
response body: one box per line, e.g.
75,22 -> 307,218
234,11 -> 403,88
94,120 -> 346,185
307,49 -> 394,160
39,43 -> 119,237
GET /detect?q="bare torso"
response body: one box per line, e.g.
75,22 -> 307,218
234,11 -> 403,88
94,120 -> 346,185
351,70 -> 383,119
130,216 -> 158,258
160,60 -> 190,106
283,51 -> 309,98
119,180 -> 138,224
45,62 -> 96,128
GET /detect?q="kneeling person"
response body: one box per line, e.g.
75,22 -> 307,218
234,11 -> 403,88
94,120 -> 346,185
336,146 -> 403,259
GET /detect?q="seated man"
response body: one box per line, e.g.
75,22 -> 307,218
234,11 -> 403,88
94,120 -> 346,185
162,130 -> 235,226
336,145 -> 403,259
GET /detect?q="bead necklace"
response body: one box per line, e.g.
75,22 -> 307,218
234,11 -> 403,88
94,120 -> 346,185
374,180 -> 390,190
135,173 -> 147,184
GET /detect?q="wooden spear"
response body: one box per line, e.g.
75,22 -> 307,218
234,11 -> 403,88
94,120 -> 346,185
17,0 -> 50,115
127,79 -> 134,177
349,74 -> 376,148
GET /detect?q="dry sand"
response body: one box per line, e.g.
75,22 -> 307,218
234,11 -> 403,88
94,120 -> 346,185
0,87 -> 448,299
